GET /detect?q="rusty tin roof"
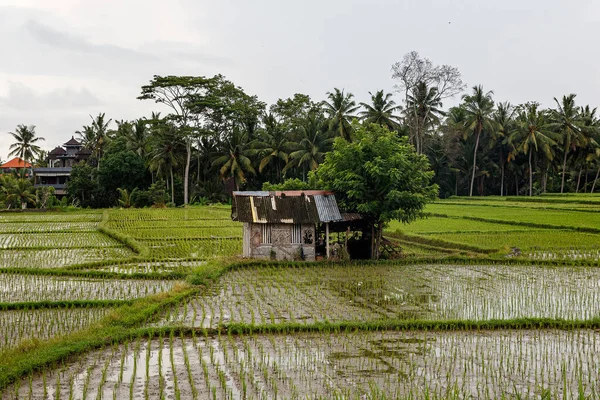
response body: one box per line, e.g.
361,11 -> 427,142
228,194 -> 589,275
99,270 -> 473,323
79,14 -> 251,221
232,191 -> 342,224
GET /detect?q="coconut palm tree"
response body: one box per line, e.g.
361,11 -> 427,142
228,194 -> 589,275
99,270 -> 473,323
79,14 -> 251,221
7,125 -> 45,165
90,112 -> 113,161
511,102 -> 557,196
212,128 -> 256,191
125,119 -> 150,159
283,112 -> 334,180
254,113 -> 289,182
405,81 -> 444,154
550,94 -> 584,193
322,88 -> 359,141
461,86 -> 496,197
492,102 -> 515,196
5,177 -> 36,209
149,123 -> 184,204
76,125 -> 96,150
359,90 -> 402,131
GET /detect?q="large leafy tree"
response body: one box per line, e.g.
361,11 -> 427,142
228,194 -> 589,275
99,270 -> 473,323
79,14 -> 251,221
550,94 -> 584,193
461,86 -> 496,197
139,75 -> 215,205
322,88 -> 360,141
358,90 -> 402,131
511,102 -> 557,196
7,124 -> 44,165
317,122 -> 437,259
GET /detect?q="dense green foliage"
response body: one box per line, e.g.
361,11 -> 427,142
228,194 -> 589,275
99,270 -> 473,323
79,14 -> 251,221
6,53 -> 600,208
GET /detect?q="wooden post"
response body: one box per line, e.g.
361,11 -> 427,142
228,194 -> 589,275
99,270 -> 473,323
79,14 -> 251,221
326,223 -> 330,259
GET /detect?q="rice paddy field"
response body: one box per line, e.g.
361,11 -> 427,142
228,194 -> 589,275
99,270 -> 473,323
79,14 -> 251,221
2,197 -> 600,399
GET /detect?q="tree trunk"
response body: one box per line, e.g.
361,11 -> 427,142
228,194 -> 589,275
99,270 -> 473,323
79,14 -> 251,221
515,173 -> 519,196
455,173 -> 458,196
585,167 -> 589,192
375,223 -> 383,261
469,128 -> 481,197
592,168 -> 600,193
528,150 -> 533,197
170,167 -> 175,204
576,168 -> 583,193
561,149 -> 568,193
500,156 -> 505,197
184,139 -> 191,205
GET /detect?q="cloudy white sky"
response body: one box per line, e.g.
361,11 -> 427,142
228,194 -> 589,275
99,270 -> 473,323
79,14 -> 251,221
1,0 -> 600,160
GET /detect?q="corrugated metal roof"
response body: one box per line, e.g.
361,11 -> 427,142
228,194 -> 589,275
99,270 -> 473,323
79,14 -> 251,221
232,190 -> 334,197
232,191 -> 343,224
314,194 -> 342,222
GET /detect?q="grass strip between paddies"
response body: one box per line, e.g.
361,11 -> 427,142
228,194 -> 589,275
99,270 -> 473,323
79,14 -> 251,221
427,212 -> 600,234
0,283 -> 198,390
98,210 -> 150,257
0,267 -> 185,280
385,231 -> 497,254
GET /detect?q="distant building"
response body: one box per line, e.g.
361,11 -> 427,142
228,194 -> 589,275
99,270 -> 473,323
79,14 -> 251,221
33,137 -> 92,197
232,191 -> 369,261
0,157 -> 33,176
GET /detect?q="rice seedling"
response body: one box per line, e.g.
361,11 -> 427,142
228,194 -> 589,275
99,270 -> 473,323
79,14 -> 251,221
0,273 -> 176,303
6,329 -> 600,399
0,307 -> 111,352
153,263 -> 600,327
0,247 -> 135,269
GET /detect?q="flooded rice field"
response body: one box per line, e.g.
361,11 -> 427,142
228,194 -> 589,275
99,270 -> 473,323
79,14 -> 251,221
152,264 -> 600,327
0,273 -> 177,302
89,261 -> 206,275
0,247 -> 136,269
0,232 -> 124,249
4,329 -> 599,399
0,307 -> 111,352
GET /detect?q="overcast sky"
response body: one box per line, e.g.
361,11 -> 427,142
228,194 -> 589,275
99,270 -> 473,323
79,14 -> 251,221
1,0 -> 600,160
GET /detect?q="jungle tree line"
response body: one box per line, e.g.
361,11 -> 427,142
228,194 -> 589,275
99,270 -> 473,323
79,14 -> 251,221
4,51 -> 600,207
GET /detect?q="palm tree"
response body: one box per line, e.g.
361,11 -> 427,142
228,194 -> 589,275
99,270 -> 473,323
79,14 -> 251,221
359,90 -> 402,131
149,123 -> 184,204
212,128 -> 256,191
254,113 -> 289,182
550,94 -> 584,193
7,125 -> 45,165
492,102 -> 515,196
76,125 -> 96,150
125,119 -> 150,159
582,106 -> 600,192
5,177 -> 36,209
462,86 -> 496,197
90,112 -> 112,162
405,82 -> 444,154
511,103 -> 557,196
322,88 -> 359,141
283,112 -> 334,180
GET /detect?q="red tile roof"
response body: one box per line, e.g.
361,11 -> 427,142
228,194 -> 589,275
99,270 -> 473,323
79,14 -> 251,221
0,157 -> 32,169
